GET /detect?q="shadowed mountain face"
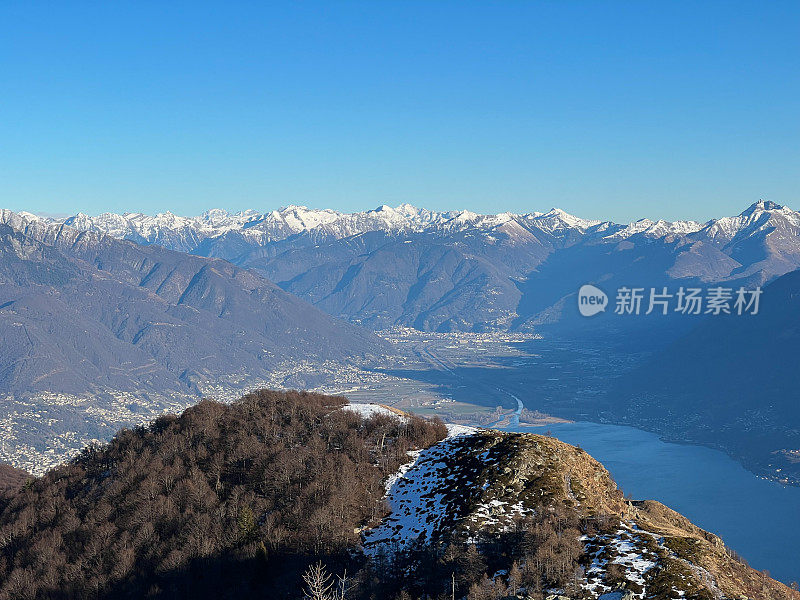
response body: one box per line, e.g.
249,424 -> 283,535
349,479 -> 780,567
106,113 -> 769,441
46,201 -> 800,333
0,212 -> 387,399
611,268 -> 800,483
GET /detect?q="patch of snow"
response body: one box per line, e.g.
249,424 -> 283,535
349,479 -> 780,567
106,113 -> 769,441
446,423 -> 478,437
362,435 -> 471,553
583,523 -> 671,599
342,402 -> 399,419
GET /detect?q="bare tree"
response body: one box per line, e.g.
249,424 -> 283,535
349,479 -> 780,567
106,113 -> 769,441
302,561 -> 334,600
301,563 -> 351,600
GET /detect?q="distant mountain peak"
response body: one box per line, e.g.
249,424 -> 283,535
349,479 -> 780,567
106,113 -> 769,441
740,199 -> 786,216
532,207 -> 602,231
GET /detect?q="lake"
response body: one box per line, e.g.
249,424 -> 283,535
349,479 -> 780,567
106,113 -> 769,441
502,421 -> 800,584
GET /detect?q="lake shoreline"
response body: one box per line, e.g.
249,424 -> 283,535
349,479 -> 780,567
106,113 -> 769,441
493,419 -> 800,585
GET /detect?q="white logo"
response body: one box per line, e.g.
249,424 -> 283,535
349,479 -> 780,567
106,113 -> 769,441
578,284 -> 608,317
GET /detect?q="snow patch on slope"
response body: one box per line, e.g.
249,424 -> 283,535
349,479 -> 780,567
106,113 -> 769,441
362,425 -> 537,555
362,434 -> 473,554
583,525 -> 658,599
342,402 -> 399,419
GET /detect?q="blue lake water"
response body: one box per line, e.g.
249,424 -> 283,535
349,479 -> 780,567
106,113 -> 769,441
502,421 -> 800,584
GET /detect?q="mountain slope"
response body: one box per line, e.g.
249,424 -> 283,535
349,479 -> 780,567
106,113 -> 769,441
0,211 -> 386,397
368,425 -> 793,599
611,266 -> 800,484
45,201 -> 800,333
0,390 -> 792,600
0,210 -> 389,474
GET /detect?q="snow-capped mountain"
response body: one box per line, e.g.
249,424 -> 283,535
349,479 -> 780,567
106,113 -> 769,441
49,200 -> 800,253
700,199 -> 800,244
0,208 -> 386,398
603,217 -> 704,240
58,204 -> 457,247
17,201 -> 800,332
49,203 -> 692,246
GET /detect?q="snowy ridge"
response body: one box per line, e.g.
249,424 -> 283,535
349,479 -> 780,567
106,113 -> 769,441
522,207 -> 604,234
701,199 -> 800,243
19,202 -> 782,247
8,201 -> 797,252
603,218 -> 704,240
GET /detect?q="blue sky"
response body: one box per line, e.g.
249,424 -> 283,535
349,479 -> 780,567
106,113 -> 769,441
1,1 -> 798,223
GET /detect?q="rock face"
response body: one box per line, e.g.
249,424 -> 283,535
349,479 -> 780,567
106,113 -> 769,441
38,201 -> 800,333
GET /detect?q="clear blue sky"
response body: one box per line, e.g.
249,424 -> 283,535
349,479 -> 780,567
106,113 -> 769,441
1,1 -> 798,223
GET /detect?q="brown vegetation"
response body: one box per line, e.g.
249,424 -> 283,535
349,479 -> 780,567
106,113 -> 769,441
0,463 -> 30,506
630,499 -> 800,600
0,390 -> 446,599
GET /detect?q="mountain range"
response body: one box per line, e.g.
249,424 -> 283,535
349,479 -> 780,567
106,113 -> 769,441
0,209 -> 385,399
0,209 -> 390,473
4,201 -> 800,485
39,200 -> 800,333
3,201 -> 800,590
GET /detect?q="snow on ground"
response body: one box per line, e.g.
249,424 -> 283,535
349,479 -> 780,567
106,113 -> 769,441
362,434 -> 472,554
342,402 -> 400,419
362,422 -> 493,554
343,403 -> 479,438
446,423 -> 478,437
468,498 -> 532,529
352,408 -> 524,557
362,421 -> 535,555
344,404 -> 483,549
583,523 -> 660,599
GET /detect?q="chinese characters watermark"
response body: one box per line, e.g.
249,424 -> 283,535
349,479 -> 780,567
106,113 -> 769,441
578,284 -> 762,317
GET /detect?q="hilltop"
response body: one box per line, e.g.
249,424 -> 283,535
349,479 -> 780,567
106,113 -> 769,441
0,390 -> 792,600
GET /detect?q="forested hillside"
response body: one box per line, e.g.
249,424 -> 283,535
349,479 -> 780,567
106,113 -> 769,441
0,390 -> 446,599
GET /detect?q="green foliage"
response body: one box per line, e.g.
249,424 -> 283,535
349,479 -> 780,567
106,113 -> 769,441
237,506 -> 256,541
